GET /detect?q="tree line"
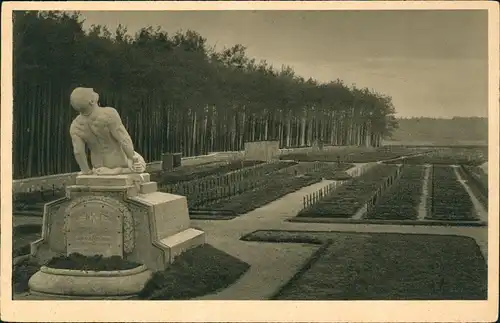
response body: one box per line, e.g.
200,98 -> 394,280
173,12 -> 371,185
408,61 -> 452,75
13,11 -> 398,179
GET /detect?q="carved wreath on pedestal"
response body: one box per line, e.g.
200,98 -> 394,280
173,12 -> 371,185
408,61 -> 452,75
64,196 -> 135,254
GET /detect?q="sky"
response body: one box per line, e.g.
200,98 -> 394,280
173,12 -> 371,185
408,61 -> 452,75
78,10 -> 489,118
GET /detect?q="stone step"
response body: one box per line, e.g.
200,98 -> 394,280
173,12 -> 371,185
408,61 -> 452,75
159,228 -> 206,263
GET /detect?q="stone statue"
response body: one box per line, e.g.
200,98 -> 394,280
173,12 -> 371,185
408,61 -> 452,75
69,87 -> 146,176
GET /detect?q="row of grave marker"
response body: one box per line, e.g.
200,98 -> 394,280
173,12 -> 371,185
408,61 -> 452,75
300,163 -> 396,211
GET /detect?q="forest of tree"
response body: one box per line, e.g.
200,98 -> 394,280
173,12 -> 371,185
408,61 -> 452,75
13,11 -> 398,179
388,117 -> 488,145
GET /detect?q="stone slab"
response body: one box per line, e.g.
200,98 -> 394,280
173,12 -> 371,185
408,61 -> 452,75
159,228 -> 206,263
140,182 -> 158,194
131,192 -> 190,239
65,196 -> 129,257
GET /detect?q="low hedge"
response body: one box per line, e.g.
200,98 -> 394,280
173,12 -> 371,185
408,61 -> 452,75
12,258 -> 41,294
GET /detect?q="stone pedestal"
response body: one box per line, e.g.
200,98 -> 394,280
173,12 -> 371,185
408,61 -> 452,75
31,173 -> 205,272
162,153 -> 182,171
244,141 -> 280,161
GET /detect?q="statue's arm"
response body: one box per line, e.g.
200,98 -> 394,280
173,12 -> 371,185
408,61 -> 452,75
69,122 -> 91,173
106,108 -> 135,160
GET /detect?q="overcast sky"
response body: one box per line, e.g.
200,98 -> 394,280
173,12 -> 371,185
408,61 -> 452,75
78,10 -> 489,118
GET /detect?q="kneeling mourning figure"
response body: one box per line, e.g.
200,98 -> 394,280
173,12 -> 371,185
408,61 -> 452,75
28,87 -> 205,299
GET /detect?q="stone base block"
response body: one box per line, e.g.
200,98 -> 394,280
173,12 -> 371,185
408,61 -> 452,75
28,265 -> 152,299
159,228 -> 206,263
75,173 -> 150,187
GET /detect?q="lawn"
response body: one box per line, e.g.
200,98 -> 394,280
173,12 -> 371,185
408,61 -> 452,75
242,230 -> 487,300
364,165 -> 424,220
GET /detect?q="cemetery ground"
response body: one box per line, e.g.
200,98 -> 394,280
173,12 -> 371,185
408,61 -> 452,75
12,145 -> 488,300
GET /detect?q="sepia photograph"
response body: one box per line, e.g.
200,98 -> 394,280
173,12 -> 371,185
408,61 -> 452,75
1,1 -> 498,322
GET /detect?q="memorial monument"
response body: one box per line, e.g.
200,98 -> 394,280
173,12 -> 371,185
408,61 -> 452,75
28,87 -> 205,299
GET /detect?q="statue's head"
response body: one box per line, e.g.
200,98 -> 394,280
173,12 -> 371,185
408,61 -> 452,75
70,87 -> 99,115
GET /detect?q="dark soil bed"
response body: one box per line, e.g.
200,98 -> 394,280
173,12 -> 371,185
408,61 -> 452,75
139,244 -> 249,300
242,230 -> 487,300
46,253 -> 142,271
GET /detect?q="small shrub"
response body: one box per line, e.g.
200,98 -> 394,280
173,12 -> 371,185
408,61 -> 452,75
12,258 -> 41,294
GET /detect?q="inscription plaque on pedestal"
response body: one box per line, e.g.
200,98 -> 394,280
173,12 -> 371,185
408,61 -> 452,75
65,196 -> 131,257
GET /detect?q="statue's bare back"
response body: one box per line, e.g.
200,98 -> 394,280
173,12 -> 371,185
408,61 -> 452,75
69,88 -> 146,175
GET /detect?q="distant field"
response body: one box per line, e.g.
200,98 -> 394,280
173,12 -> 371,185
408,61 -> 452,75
382,140 -> 488,147
387,117 -> 488,146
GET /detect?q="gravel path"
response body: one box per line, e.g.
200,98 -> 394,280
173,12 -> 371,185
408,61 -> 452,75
454,166 -> 488,223
417,165 -> 431,220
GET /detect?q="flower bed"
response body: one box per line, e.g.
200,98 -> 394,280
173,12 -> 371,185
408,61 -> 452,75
297,164 -> 399,218
428,166 -> 475,221
364,166 -> 424,220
